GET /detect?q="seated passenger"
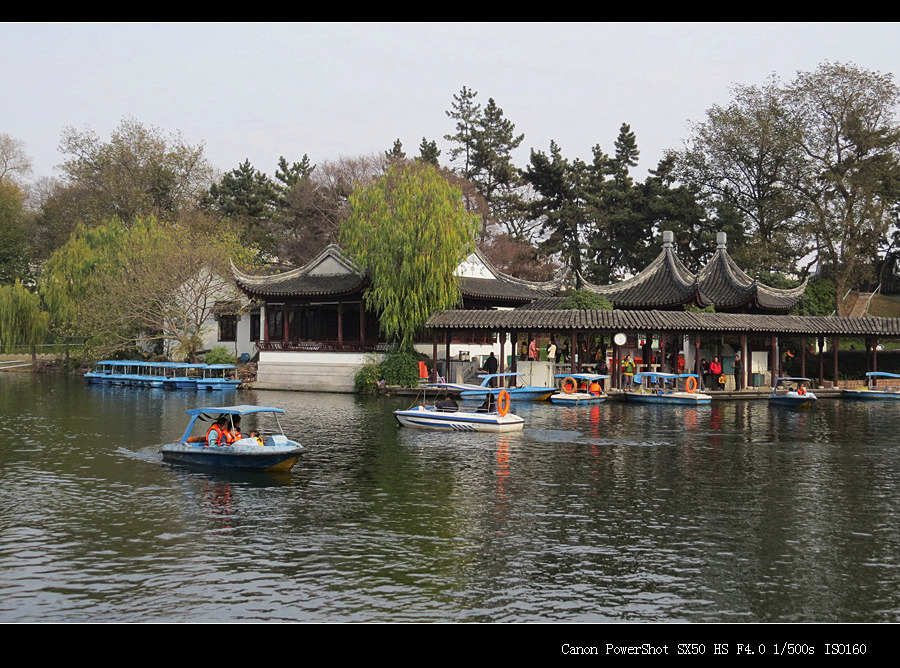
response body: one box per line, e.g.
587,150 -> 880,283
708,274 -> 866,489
435,397 -> 458,412
206,416 -> 230,447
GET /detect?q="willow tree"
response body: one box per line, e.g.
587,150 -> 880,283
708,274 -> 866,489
339,161 -> 479,349
0,281 -> 49,365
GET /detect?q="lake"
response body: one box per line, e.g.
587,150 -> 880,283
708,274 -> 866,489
0,373 -> 897,623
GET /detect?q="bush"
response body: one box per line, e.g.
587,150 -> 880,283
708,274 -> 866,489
353,347 -> 430,393
557,290 -> 613,310
354,355 -> 382,394
204,346 -> 238,365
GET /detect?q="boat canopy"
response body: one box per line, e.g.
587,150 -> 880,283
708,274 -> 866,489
865,372 -> 900,379
634,372 -> 699,383
774,377 -> 812,383
554,373 -> 610,381
185,405 -> 285,417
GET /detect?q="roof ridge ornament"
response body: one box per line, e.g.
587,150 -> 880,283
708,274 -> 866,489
717,231 -> 727,249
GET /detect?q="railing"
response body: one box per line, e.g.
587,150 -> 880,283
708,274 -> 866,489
258,340 -> 392,353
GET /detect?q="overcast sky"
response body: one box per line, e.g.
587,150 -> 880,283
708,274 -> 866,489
3,22 -> 899,184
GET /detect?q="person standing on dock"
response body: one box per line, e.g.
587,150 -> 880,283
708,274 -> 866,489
710,357 -> 723,390
733,353 -> 743,391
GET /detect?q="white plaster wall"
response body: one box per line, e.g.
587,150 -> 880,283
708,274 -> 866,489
254,350 -> 381,393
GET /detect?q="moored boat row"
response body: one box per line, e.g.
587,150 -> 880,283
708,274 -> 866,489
85,360 -> 241,390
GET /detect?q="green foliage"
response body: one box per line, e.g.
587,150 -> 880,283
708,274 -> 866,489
0,281 -> 49,361
557,290 -> 613,310
204,346 -> 238,365
353,347 -> 428,393
340,161 -> 479,348
40,217 -> 253,359
353,355 -> 383,394
418,138 -> 441,166
203,159 -> 279,252
793,278 -> 836,316
0,182 -> 29,284
684,303 -> 715,313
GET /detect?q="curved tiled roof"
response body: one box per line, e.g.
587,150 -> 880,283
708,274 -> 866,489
233,245 -> 368,298
696,234 -> 805,312
579,233 -> 698,308
580,232 -> 806,313
425,308 -> 900,337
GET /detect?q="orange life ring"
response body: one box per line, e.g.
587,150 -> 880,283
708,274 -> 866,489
561,376 -> 577,394
497,389 -> 511,416
685,376 -> 698,393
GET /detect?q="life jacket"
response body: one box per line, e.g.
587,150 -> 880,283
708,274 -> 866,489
589,381 -> 601,396
206,423 -> 227,447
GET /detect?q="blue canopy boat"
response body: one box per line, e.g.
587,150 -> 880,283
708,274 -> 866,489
769,377 -> 817,408
550,373 -> 609,405
196,364 -> 242,390
843,372 -> 900,400
459,372 -> 555,402
625,372 -> 712,405
159,405 -> 304,471
163,363 -> 205,390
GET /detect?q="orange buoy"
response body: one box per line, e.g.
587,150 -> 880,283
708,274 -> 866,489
685,376 -> 698,393
561,376 -> 577,394
497,389 -> 511,416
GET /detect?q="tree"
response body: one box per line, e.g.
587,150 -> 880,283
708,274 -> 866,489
203,159 -> 278,252
385,139 -> 406,161
418,138 -> 441,166
339,161 -> 479,348
0,181 -> 30,283
0,280 -> 49,365
673,77 -> 807,276
788,62 -> 900,314
40,218 -> 252,360
444,86 -> 482,179
0,134 -> 32,187
57,117 -> 214,223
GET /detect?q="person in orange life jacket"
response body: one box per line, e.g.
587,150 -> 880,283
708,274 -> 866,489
227,415 -> 242,443
206,416 -> 230,447
589,380 -> 601,396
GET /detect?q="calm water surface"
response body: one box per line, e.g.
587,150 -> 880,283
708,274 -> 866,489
0,373 -> 897,623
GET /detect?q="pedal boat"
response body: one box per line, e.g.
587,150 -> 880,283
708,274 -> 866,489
196,364 -> 242,390
459,372 -> 554,402
159,405 -> 304,471
550,373 -> 609,405
769,377 -> 817,408
625,373 -> 711,405
394,390 -> 524,432
842,372 -> 900,400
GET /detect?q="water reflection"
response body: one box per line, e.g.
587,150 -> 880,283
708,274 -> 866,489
0,373 -> 897,622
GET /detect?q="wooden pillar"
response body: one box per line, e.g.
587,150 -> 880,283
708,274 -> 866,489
445,332 -> 452,384
800,336 -> 807,379
659,336 -> 667,374
570,329 -> 577,373
873,337 -> 879,372
432,334 -> 438,382
359,302 -> 365,342
499,333 -> 505,374
818,337 -> 825,387
612,342 -> 620,390
694,334 -> 701,377
511,331 -> 518,374
770,335 -> 778,387
283,303 -> 289,343
832,337 -> 839,388
740,334 -> 748,391
337,301 -> 343,343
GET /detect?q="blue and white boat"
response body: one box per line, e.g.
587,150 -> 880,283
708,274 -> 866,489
459,372 -> 555,402
162,363 -> 205,390
843,372 -> 900,400
550,373 -> 609,405
769,377 -> 817,408
196,364 -> 242,390
394,390 -> 524,432
626,372 -> 711,405
159,405 -> 304,471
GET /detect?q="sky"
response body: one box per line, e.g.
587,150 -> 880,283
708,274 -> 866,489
3,22 -> 900,184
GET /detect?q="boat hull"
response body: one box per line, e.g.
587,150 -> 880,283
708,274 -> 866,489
626,391 -> 711,405
842,389 -> 900,400
160,441 -> 304,471
550,392 -> 606,405
394,407 -> 524,432
769,393 -> 816,408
